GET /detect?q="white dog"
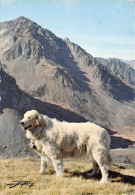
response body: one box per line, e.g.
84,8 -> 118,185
20,110 -> 112,182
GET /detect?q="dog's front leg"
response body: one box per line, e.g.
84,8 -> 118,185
50,154 -> 64,177
39,156 -> 49,174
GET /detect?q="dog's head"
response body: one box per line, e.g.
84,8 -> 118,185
20,110 -> 46,131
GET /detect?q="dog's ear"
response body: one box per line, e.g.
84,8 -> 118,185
36,114 -> 46,128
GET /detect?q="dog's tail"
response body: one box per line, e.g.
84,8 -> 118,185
106,149 -> 113,167
105,135 -> 113,167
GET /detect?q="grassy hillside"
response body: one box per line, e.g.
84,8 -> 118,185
1,157 -> 135,195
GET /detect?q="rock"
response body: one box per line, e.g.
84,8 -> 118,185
0,108 -> 34,157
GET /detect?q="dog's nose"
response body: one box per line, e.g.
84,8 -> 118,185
20,121 -> 24,125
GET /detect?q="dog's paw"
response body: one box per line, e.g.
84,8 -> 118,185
39,169 -> 44,175
100,178 -> 109,183
56,171 -> 63,177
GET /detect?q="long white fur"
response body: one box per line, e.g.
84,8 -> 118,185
20,110 -> 112,182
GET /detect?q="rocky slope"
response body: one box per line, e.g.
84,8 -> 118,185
96,57 -> 135,86
0,16 -> 135,157
124,60 -> 135,70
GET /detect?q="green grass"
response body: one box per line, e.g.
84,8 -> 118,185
1,157 -> 135,195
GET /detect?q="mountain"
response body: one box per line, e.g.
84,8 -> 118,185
123,60 -> 135,70
96,57 -> 135,86
0,16 -> 135,157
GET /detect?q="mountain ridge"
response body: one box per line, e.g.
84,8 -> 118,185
0,16 -> 135,157
96,57 -> 135,86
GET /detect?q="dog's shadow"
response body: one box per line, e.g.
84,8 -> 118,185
64,168 -> 135,185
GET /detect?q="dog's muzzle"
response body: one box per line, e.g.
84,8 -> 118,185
20,122 -> 32,130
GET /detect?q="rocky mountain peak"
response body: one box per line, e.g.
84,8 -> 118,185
1,16 -> 34,31
64,37 -> 70,43
12,16 -> 32,25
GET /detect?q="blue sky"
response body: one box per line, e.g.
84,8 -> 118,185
0,0 -> 135,60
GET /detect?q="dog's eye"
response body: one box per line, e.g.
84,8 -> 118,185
28,117 -> 31,119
